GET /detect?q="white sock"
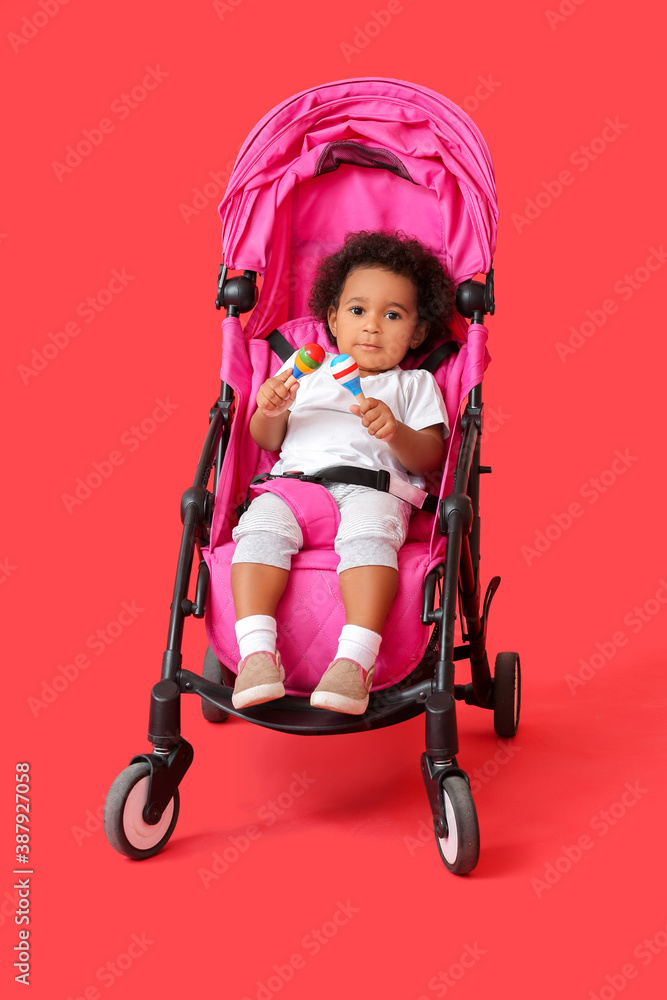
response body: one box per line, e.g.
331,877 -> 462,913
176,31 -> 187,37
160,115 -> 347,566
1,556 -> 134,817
335,625 -> 381,673
235,615 -> 277,661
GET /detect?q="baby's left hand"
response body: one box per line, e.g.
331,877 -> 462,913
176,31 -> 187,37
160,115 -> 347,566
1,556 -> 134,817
350,397 -> 398,442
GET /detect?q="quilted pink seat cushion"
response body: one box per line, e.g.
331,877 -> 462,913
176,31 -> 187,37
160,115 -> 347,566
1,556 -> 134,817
205,537 -> 434,696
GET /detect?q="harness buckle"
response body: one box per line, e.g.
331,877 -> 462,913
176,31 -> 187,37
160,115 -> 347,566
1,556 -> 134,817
376,469 -> 391,492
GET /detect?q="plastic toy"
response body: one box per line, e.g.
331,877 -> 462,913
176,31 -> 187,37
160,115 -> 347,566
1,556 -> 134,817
330,353 -> 364,400
284,342 -> 325,387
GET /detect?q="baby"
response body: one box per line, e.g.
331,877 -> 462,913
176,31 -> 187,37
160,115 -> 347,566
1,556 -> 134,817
231,230 -> 455,714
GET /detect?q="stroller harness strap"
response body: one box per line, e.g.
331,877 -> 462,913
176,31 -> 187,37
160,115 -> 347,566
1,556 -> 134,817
236,465 -> 438,520
293,466 -> 439,513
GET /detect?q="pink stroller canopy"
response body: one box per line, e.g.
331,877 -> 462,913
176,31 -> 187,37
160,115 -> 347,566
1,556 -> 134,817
218,77 -> 498,339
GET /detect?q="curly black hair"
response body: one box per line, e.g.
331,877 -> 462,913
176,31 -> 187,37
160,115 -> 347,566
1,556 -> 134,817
308,230 -> 456,355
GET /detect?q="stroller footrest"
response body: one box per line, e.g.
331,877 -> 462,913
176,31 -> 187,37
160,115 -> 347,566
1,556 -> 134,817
180,669 -> 431,734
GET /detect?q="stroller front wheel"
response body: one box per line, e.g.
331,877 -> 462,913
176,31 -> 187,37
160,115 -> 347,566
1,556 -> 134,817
433,776 -> 480,875
104,762 -> 179,860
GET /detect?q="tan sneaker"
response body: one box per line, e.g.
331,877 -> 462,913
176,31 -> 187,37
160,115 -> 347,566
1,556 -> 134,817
310,659 -> 375,715
232,651 -> 285,709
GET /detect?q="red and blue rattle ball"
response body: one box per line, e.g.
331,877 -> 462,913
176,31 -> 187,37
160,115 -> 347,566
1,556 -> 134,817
291,343 -> 325,379
283,343 -> 325,389
331,353 -> 364,400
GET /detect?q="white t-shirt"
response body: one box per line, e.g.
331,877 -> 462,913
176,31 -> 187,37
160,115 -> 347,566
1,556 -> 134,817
270,352 -> 449,488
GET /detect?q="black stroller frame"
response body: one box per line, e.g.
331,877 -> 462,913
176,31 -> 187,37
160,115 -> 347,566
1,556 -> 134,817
103,270 -> 521,875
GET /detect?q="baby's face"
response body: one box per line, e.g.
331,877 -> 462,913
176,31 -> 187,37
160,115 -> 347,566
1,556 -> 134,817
327,266 -> 428,377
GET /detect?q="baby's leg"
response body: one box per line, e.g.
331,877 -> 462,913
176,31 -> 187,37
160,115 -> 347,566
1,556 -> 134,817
230,492 -> 302,707
231,491 -> 303,617
335,487 -> 411,631
339,566 -> 398,633
231,563 -> 290,620
311,488 -> 411,714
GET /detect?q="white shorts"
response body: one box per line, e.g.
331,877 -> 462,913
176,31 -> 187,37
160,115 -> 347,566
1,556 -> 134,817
231,482 -> 411,573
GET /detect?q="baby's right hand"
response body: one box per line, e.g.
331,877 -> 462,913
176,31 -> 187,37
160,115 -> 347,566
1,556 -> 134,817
256,369 -> 299,416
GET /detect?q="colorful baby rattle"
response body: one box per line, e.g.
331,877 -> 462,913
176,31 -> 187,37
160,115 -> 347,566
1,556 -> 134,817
330,353 -> 365,401
284,343 -> 326,388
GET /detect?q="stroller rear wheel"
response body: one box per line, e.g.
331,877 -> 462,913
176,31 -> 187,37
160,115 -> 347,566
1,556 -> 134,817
200,646 -> 231,723
493,652 -> 521,738
104,762 -> 179,860
433,775 -> 480,874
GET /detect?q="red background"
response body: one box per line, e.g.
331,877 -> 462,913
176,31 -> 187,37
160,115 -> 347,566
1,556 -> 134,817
3,1 -> 666,997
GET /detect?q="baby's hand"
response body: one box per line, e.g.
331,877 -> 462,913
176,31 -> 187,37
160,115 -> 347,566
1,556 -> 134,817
256,369 -> 299,416
350,397 -> 398,442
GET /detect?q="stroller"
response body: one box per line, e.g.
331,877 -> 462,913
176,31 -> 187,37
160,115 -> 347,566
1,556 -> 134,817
104,77 -> 520,875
